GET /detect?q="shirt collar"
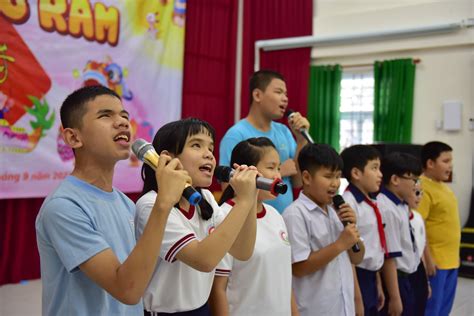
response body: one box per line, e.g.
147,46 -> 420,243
298,191 -> 325,213
381,186 -> 404,205
347,183 -> 365,203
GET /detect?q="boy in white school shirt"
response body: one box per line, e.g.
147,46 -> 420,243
378,152 -> 422,316
283,143 -> 365,316
341,145 -> 386,315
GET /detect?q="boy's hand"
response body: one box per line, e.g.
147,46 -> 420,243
377,281 -> 385,311
288,112 -> 310,142
337,223 -> 360,250
336,203 -> 357,225
155,154 -> 192,208
425,257 -> 437,277
280,159 -> 298,177
388,296 -> 403,316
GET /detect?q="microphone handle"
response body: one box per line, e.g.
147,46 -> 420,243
222,168 -> 287,196
341,221 -> 361,253
300,129 -> 314,144
287,112 -> 314,144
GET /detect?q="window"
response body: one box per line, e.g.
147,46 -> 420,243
339,70 -> 374,151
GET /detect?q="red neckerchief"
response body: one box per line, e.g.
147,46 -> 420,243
363,196 -> 388,257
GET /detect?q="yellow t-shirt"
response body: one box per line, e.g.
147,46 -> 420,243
418,175 -> 461,269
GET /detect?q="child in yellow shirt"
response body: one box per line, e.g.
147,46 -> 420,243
418,141 -> 460,316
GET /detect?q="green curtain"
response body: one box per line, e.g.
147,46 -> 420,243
307,65 -> 342,151
373,58 -> 416,143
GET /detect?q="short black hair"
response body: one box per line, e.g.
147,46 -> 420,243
249,69 -> 285,104
340,145 -> 381,181
381,152 -> 422,185
60,85 -> 121,129
421,141 -> 452,168
298,143 -> 343,174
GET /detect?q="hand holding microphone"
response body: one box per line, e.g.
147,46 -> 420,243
333,195 -> 361,253
132,139 -> 202,205
285,109 -> 313,144
214,166 -> 288,196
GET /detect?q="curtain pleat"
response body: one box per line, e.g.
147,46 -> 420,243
374,58 -> 416,143
307,65 -> 342,151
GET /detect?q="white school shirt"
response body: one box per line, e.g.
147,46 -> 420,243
377,188 -> 418,274
282,192 -> 355,316
343,185 -> 385,271
216,201 -> 292,316
410,210 -> 426,263
135,189 -> 225,313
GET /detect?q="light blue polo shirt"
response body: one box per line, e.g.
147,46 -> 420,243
219,119 -> 297,213
36,175 -> 143,316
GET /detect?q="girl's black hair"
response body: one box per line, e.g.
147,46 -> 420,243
219,137 -> 276,205
140,118 -> 216,220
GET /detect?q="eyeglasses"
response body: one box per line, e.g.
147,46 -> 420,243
399,175 -> 420,185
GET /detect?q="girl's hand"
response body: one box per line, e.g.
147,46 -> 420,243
229,164 -> 258,202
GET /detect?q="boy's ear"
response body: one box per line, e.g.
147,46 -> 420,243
426,158 -> 435,170
301,170 -> 312,186
390,174 -> 400,186
350,167 -> 362,181
62,127 -> 83,149
252,89 -> 262,104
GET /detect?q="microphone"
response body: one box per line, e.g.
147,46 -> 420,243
132,138 -> 202,206
214,166 -> 288,196
333,194 -> 360,253
285,109 -> 314,144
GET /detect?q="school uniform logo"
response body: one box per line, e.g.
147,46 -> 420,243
280,230 -> 290,245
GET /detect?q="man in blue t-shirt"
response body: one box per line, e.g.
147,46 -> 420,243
220,70 -> 310,213
36,86 -> 191,315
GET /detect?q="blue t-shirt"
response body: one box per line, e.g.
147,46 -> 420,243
36,175 -> 143,316
219,119 -> 297,213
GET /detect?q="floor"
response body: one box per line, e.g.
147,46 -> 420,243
1,277 -> 473,315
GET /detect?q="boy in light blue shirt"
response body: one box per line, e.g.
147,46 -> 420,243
220,70 -> 310,213
36,86 -> 190,315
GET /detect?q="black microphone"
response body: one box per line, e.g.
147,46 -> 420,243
333,194 -> 360,253
132,138 -> 202,205
285,109 -> 314,144
214,166 -> 288,196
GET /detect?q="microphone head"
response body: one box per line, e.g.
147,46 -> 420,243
333,194 -> 345,210
132,138 -> 154,161
285,108 -> 295,118
273,181 -> 288,194
214,166 -> 233,182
